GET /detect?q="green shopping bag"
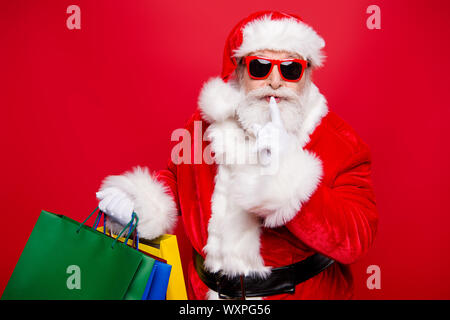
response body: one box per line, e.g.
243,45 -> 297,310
2,208 -> 155,300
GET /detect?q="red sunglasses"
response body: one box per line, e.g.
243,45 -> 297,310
244,56 -> 309,82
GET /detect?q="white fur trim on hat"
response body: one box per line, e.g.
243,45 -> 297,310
233,14 -> 326,67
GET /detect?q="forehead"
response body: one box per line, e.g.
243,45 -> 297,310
249,49 -> 302,60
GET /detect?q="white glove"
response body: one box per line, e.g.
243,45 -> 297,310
96,187 -> 134,226
253,97 -> 292,167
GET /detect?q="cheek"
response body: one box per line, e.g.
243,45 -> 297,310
242,71 -> 265,93
287,78 -> 306,94
244,78 -> 266,93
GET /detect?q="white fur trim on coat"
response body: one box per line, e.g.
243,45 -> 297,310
198,72 -> 328,281
198,77 -> 243,124
100,166 -> 178,240
231,143 -> 323,228
297,82 -> 329,146
203,163 -> 270,278
233,14 -> 326,68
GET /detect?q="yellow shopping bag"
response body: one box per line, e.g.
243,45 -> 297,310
98,227 -> 187,300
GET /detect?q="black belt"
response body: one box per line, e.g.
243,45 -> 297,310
193,250 -> 334,299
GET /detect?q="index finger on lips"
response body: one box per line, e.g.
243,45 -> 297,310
269,97 -> 283,128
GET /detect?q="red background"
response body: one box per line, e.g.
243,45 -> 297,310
1,0 -> 450,299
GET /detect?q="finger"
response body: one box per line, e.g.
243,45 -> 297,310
251,124 -> 262,136
96,190 -> 108,200
123,200 -> 135,219
116,198 -> 134,220
96,187 -> 119,200
105,192 -> 128,215
258,122 -> 276,136
99,195 -> 116,215
257,124 -> 277,146
108,199 -> 133,226
259,149 -> 272,166
98,191 -> 123,214
269,97 -> 283,128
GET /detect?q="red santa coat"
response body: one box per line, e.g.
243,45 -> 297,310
101,75 -> 378,299
152,88 -> 378,299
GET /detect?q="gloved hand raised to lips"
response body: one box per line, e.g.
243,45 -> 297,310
96,187 -> 134,227
253,96 -> 296,168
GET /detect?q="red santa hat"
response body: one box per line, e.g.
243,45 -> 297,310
199,10 -> 328,126
221,11 -> 326,82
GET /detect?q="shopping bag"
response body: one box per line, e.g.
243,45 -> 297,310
2,208 -> 154,300
140,234 -> 187,300
99,227 -> 187,300
117,213 -> 157,300
98,220 -> 172,300
142,260 -> 172,300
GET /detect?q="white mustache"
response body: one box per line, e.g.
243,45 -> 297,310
245,86 -> 301,102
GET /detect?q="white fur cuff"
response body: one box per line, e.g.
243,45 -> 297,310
234,146 -> 323,228
100,166 -> 178,240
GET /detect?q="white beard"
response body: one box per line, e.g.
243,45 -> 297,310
235,84 -> 310,138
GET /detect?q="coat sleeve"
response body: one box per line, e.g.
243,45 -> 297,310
154,158 -> 181,215
285,146 -> 379,264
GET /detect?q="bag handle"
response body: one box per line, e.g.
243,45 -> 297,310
128,220 -> 140,251
76,206 -> 102,233
124,212 -> 139,245
76,206 -> 107,232
76,207 -> 140,249
111,212 -> 139,249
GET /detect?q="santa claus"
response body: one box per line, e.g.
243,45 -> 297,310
96,11 -> 378,300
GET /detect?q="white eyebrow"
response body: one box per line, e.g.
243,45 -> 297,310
252,52 -> 301,59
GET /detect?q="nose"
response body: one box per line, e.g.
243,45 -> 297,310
266,65 -> 283,90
